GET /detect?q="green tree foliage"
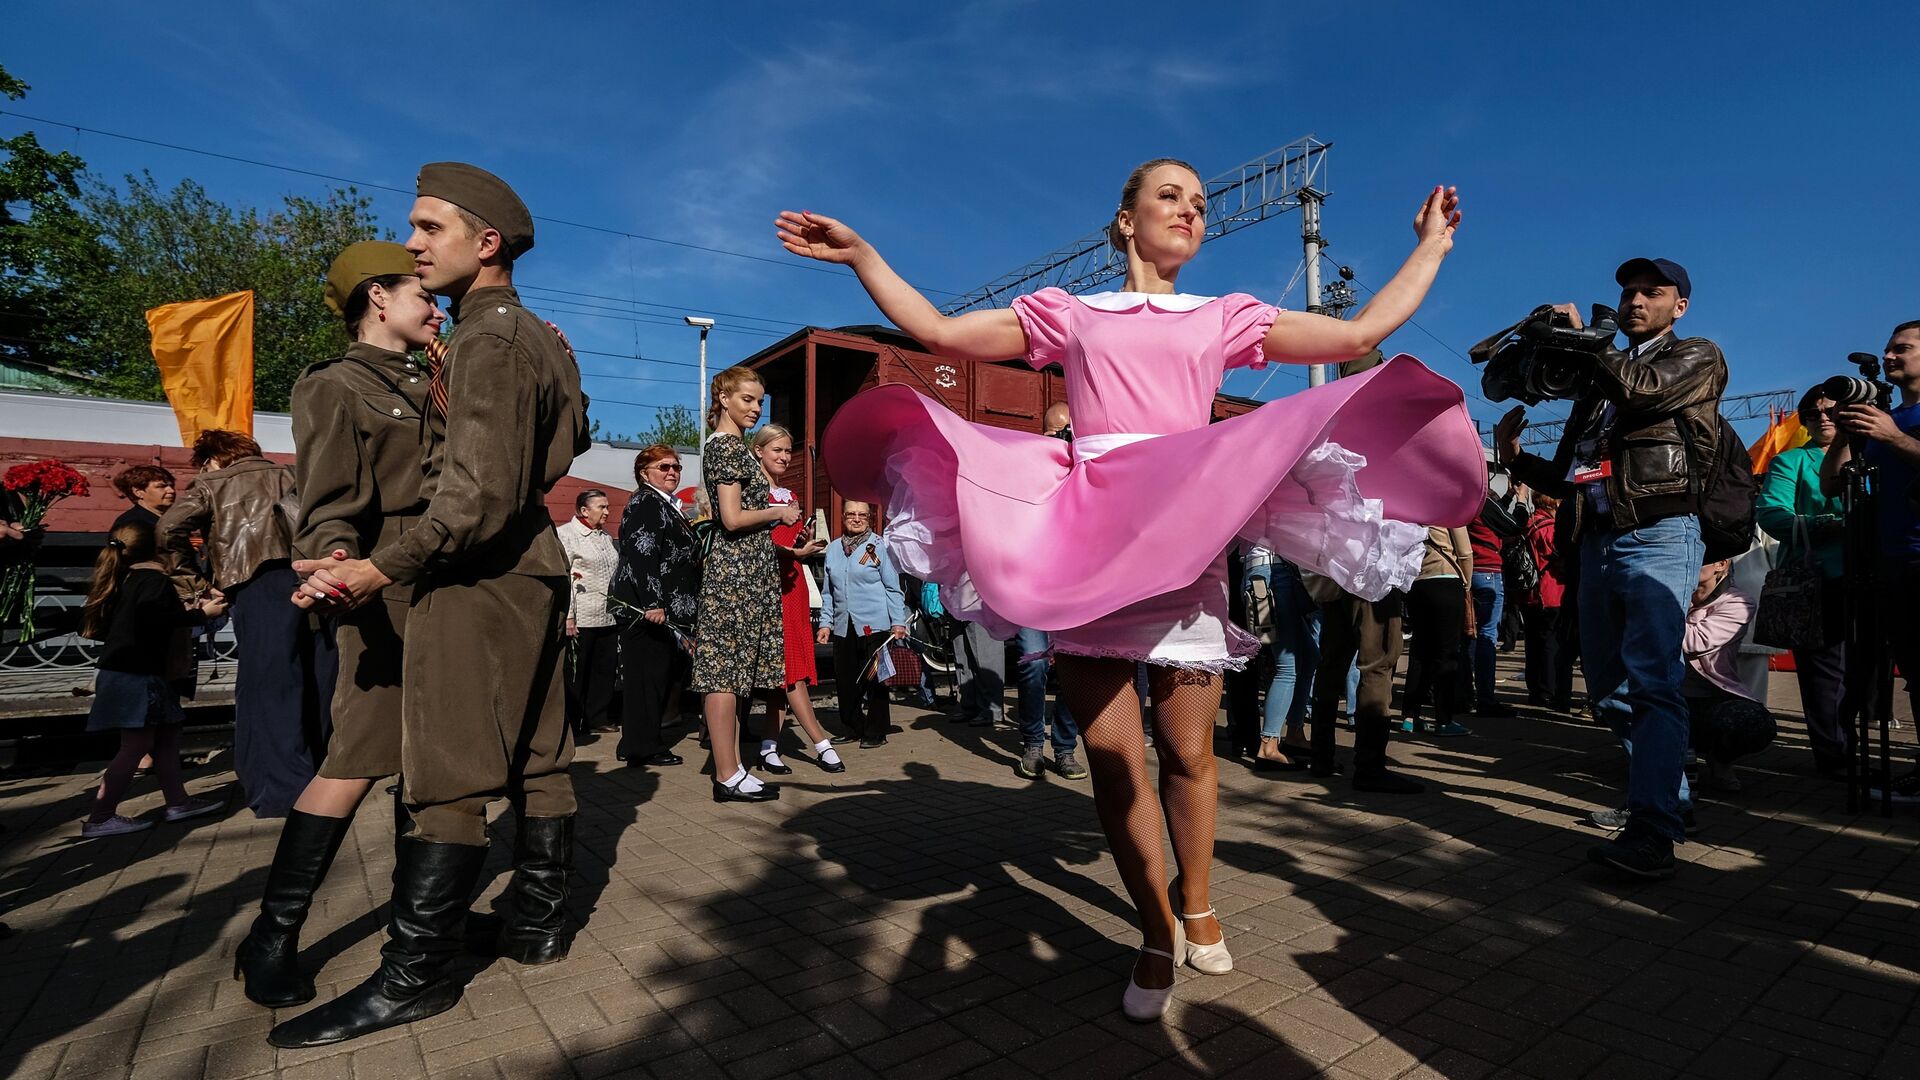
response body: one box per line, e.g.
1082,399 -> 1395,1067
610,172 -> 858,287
633,403 -> 701,448
60,174 -> 381,408
1,64 -> 380,409
0,65 -> 96,378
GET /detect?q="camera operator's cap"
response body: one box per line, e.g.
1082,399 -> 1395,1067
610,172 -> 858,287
415,162 -> 535,257
1615,257 -> 1691,300
324,240 -> 419,318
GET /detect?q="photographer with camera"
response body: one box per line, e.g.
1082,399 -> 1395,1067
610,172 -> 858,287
1492,258 -> 1728,880
1819,320 -> 1920,804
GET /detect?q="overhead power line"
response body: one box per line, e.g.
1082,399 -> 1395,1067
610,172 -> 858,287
0,106 -> 961,296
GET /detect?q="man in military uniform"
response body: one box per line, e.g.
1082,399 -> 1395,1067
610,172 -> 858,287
271,163 -> 589,1048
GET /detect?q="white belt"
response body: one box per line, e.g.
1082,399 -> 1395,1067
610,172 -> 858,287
1071,431 -> 1156,465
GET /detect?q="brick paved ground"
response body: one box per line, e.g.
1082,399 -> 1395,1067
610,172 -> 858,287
2,657 -> 1917,1080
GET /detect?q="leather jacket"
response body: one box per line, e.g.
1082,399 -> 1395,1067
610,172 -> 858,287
1508,332 -> 1728,538
158,456 -> 301,591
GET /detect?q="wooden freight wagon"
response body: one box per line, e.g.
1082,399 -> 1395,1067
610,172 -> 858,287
741,325 -> 1260,525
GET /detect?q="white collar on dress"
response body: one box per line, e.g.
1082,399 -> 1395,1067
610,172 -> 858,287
1074,291 -> 1217,313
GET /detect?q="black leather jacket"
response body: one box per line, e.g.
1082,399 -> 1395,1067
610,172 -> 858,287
1508,332 -> 1728,539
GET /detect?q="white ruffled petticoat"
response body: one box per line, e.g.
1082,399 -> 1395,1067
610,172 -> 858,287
883,431 -> 1426,671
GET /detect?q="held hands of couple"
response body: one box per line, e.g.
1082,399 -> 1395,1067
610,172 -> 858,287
289,549 -> 390,611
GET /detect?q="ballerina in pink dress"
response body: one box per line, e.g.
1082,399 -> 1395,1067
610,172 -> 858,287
776,158 -> 1485,1022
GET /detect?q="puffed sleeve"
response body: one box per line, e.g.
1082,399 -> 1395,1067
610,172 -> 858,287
704,436 -> 751,485
1221,293 -> 1282,371
1009,287 -> 1074,371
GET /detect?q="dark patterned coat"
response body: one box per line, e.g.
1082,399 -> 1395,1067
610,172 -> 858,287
611,483 -> 702,631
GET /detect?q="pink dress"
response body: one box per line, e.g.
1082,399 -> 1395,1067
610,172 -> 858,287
820,288 -> 1487,671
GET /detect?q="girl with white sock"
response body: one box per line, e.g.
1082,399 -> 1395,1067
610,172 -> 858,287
749,424 -> 846,774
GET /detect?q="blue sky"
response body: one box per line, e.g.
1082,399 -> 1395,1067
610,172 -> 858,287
6,1 -> 1917,441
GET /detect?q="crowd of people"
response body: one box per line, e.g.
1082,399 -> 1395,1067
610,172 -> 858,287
15,152 -> 1916,1045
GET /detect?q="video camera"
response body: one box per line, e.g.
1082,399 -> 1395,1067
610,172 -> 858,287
1469,304 -> 1620,406
1822,352 -> 1893,413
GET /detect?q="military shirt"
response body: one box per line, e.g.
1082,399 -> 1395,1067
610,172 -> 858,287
369,285 -> 589,585
290,342 -> 433,561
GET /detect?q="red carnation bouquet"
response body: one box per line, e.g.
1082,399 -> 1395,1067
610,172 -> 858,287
2,458 -> 91,639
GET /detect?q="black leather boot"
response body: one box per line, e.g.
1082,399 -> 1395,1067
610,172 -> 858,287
267,837 -> 487,1048
234,810 -> 353,1007
1351,713 -> 1425,793
492,814 -> 575,965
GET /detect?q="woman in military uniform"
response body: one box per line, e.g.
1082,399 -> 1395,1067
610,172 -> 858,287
234,241 -> 443,1008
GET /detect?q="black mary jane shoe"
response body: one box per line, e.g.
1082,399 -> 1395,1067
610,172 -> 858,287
817,757 -> 847,774
712,780 -> 780,804
757,753 -> 795,776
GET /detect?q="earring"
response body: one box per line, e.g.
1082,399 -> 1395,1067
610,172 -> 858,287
378,311 -> 387,321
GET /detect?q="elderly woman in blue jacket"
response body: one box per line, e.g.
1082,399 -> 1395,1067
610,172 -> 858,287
815,502 -> 907,748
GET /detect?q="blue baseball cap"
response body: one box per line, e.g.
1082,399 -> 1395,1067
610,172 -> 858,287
1615,257 -> 1691,300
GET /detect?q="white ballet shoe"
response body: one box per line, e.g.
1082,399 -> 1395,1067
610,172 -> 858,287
1179,908 -> 1233,975
1122,921 -> 1184,1023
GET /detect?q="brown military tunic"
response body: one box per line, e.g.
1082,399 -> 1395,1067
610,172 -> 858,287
290,342 -> 432,779
369,285 -> 588,846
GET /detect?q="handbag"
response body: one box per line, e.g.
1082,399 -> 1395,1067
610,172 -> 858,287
1752,515 -> 1828,651
883,642 -> 924,687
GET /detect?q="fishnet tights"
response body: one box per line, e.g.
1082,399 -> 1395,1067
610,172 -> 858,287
1054,655 -> 1223,968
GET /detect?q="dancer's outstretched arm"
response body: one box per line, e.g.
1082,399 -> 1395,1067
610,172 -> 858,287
1264,186 -> 1462,365
776,211 -> 1027,362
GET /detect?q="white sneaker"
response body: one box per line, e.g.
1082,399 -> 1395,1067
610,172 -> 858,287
82,815 -> 154,838
163,797 -> 225,823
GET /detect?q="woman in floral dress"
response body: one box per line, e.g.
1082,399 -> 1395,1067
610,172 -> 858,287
692,366 -> 800,802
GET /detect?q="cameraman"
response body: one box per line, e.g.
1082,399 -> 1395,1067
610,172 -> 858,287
1492,257 -> 1727,880
1819,320 -> 1920,804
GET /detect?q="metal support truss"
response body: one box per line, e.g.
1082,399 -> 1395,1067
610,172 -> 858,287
1513,388 -> 1799,447
939,136 -> 1332,315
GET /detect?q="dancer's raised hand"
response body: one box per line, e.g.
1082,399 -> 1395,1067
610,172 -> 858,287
776,210 -> 867,265
1413,186 -> 1462,252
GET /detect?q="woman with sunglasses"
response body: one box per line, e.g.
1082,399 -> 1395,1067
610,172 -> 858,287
611,444 -> 702,768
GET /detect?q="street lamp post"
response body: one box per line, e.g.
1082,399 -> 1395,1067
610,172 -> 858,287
686,316 -> 715,444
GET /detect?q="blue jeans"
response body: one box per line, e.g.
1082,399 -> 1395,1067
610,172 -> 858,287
1014,626 -> 1077,752
1253,563 -> 1322,738
1470,571 -> 1504,707
1579,515 -> 1704,843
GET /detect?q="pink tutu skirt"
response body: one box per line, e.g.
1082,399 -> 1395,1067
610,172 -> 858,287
821,355 -> 1486,670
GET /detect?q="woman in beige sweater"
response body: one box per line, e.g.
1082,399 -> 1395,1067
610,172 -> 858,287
1401,526 -> 1475,736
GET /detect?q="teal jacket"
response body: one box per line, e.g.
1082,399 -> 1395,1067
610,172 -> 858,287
1755,445 -> 1844,579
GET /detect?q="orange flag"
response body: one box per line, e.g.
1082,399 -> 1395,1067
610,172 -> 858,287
145,289 -> 255,446
1747,411 -> 1808,476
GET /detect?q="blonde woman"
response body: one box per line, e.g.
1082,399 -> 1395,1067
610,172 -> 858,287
692,367 -> 799,802
779,162 -> 1478,1020
750,424 -> 845,774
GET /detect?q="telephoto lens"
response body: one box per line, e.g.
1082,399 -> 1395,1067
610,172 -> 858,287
1821,375 -> 1879,407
